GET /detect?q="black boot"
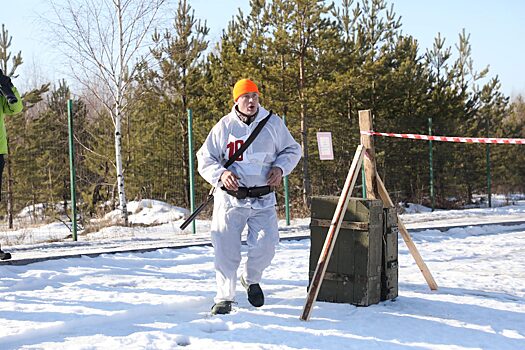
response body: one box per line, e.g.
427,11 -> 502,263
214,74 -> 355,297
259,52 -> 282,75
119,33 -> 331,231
211,301 -> 232,315
241,275 -> 264,307
0,249 -> 11,260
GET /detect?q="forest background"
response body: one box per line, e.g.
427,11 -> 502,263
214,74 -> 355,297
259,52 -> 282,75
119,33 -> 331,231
1,0 -> 524,228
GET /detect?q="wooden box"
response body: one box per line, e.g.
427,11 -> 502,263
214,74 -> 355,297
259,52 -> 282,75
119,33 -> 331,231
309,196 -> 383,306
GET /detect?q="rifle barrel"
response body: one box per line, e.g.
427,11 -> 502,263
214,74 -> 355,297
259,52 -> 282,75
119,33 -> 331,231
179,195 -> 213,230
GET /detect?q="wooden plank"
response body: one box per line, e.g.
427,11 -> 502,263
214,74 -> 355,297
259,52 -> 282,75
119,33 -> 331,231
358,110 -> 378,199
300,145 -> 365,321
376,175 -> 438,291
310,218 -> 369,231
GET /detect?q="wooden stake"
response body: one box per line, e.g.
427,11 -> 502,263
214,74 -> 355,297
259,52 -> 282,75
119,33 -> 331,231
358,110 -> 378,198
300,145 -> 365,321
358,108 -> 437,291
377,175 -> 438,290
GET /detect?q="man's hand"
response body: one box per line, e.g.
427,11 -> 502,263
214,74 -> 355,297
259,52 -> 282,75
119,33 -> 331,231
267,167 -> 283,187
221,170 -> 240,190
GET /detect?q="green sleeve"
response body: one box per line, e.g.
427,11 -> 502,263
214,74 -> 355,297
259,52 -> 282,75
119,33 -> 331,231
1,87 -> 23,115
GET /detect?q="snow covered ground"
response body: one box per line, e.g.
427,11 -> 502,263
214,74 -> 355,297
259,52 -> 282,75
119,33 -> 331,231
0,196 -> 525,349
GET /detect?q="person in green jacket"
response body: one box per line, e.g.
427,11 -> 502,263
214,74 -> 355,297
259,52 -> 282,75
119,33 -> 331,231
0,68 -> 23,260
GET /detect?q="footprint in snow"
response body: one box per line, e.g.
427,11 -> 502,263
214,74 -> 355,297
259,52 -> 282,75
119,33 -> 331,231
191,318 -> 230,333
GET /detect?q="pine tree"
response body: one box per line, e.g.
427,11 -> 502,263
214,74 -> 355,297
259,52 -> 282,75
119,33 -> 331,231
264,0 -> 336,208
377,35 -> 433,204
451,30 -> 489,203
501,95 -> 525,193
205,0 -> 269,117
424,33 -> 463,206
80,106 -> 117,214
133,0 -> 209,208
477,77 -> 509,197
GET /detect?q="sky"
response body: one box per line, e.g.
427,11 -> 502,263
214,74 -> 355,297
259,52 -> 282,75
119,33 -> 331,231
0,197 -> 525,348
1,0 -> 524,97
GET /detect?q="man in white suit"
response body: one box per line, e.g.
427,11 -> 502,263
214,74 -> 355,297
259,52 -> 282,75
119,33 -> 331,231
197,78 -> 301,315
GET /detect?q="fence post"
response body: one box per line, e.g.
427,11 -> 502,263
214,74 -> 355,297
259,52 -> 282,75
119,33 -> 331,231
283,114 -> 290,226
429,117 -> 435,211
486,117 -> 491,208
67,99 -> 78,241
188,109 -> 196,233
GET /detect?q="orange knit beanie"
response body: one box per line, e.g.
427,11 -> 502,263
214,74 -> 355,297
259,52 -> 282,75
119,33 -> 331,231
233,79 -> 259,101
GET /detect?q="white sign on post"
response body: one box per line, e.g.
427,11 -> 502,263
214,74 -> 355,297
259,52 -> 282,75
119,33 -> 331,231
316,132 -> 334,160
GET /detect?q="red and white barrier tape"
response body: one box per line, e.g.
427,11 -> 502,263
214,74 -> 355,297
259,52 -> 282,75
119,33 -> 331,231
360,131 -> 525,145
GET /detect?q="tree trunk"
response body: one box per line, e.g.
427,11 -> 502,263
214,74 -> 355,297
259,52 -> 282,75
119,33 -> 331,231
115,0 -> 128,225
114,109 -> 128,225
299,54 -> 311,208
7,154 -> 13,229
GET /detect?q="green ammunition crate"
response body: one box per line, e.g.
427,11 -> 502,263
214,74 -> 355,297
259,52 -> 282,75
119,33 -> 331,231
381,207 -> 399,301
309,196 -> 383,306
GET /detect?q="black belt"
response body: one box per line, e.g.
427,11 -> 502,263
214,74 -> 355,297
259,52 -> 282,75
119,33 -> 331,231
221,186 -> 273,199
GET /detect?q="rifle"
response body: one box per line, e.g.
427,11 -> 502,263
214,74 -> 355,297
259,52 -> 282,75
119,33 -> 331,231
179,111 -> 273,230
180,187 -> 215,230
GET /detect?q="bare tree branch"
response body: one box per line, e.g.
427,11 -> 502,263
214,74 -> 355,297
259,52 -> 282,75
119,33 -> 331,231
44,0 -> 168,224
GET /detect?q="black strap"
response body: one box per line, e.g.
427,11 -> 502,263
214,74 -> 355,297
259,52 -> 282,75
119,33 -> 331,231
180,111 -> 273,230
223,110 -> 273,169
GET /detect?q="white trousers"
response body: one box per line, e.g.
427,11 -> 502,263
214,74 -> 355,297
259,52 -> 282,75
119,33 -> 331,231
210,202 -> 279,303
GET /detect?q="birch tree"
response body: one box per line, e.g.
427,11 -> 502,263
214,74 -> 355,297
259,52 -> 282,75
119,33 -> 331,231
47,0 -> 167,224
138,0 -> 209,209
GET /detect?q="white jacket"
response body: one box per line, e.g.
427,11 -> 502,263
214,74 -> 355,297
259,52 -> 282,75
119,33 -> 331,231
197,105 -> 302,209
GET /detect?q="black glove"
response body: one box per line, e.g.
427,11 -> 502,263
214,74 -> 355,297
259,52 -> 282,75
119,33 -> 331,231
0,69 -> 17,104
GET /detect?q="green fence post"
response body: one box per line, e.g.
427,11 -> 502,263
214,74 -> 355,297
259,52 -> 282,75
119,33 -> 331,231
67,99 -> 78,241
188,109 -> 196,233
283,115 -> 290,226
486,117 -> 492,208
429,117 -> 435,211
486,143 -> 491,208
